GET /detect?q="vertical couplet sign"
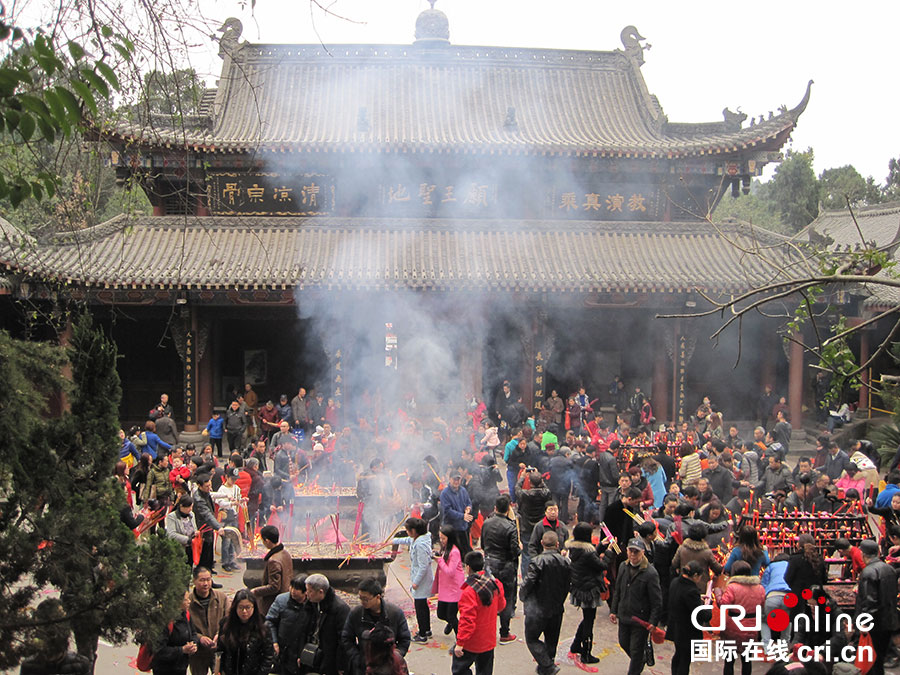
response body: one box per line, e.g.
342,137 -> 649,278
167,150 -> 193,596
385,324 -> 398,369
184,330 -> 195,426
533,350 -> 544,412
676,335 -> 687,424
333,349 -> 343,409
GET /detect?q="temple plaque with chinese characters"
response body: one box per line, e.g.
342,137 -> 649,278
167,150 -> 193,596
208,172 -> 335,216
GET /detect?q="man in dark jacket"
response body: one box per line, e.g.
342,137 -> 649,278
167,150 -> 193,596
547,447 -> 574,523
481,495 -> 520,643
856,539 -> 899,675
152,591 -> 197,675
701,454 -> 734,503
522,531 -> 570,675
341,578 -> 411,675
609,538 -> 662,675
516,472 -> 551,577
303,574 -> 351,675
251,525 -> 293,616
528,501 -> 569,559
191,473 -> 224,577
265,575 -> 308,675
665,561 -> 707,675
604,487 -> 643,553
224,400 -> 246,455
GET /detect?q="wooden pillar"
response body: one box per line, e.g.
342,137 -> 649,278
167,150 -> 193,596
788,332 -> 803,427
760,326 -> 777,391
49,318 -> 73,417
196,194 -> 209,217
652,332 -> 669,424
859,325 -> 870,412
152,203 -> 164,216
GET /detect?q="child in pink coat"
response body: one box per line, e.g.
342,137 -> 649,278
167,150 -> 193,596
432,525 -> 465,635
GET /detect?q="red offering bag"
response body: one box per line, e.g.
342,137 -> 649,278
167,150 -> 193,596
190,531 -> 203,565
856,632 -> 875,674
134,642 -> 154,671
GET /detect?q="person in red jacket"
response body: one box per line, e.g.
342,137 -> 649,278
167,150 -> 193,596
452,551 -> 506,675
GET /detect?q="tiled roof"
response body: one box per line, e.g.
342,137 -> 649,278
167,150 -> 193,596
0,215 -> 789,295
107,43 -> 810,157
805,202 -> 900,309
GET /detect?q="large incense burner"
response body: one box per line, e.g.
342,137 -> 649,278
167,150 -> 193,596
241,541 -> 393,591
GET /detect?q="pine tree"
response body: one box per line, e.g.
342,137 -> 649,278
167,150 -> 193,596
0,313 -> 188,672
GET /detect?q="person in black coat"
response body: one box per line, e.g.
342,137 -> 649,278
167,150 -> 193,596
302,575 -> 351,675
565,522 -> 608,665
609,538 -> 662,675
264,575 -> 309,675
152,592 -> 197,675
522,531 -> 571,675
480,496 -> 520,642
666,561 -> 708,675
216,589 -> 276,675
856,539 -> 899,675
340,579 -> 411,675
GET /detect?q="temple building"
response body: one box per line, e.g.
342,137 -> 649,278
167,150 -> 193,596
0,7 -> 818,430
802,202 -> 900,418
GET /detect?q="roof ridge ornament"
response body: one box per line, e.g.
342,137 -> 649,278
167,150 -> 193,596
217,18 -> 244,60
414,1 -> 450,45
620,26 -> 649,66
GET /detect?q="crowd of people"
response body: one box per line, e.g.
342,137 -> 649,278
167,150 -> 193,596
103,380 -> 900,675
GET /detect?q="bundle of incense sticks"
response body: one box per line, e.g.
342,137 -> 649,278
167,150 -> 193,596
622,508 -> 665,541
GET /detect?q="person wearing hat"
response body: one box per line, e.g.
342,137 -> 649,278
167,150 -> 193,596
191,471 -> 225,576
522,531 -> 570,675
441,470 -> 474,557
856,539 -> 898,675
212,467 -> 243,572
609,537 -> 662,675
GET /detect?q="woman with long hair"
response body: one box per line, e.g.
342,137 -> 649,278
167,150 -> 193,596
391,517 -> 434,643
784,534 -> 827,626
216,589 -> 275,675
434,525 -> 464,636
565,521 -> 608,666
130,452 -> 152,506
362,624 -> 408,675
724,525 -> 770,577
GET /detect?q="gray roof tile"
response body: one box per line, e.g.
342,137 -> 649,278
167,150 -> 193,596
0,215 -> 788,295
107,44 -> 810,157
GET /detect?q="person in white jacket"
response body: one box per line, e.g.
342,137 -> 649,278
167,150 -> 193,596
212,468 -> 244,572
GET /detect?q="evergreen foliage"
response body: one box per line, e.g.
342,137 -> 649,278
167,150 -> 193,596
0,314 -> 187,671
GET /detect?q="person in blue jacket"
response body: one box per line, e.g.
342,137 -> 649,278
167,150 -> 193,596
441,470 -> 474,557
392,517 -> 435,643
204,408 -> 225,457
760,552 -> 792,646
143,420 -> 172,460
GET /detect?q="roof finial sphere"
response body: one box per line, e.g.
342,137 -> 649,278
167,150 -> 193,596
415,1 -> 450,44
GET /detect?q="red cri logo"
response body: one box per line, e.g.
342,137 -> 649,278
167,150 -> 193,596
766,589 -> 829,632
